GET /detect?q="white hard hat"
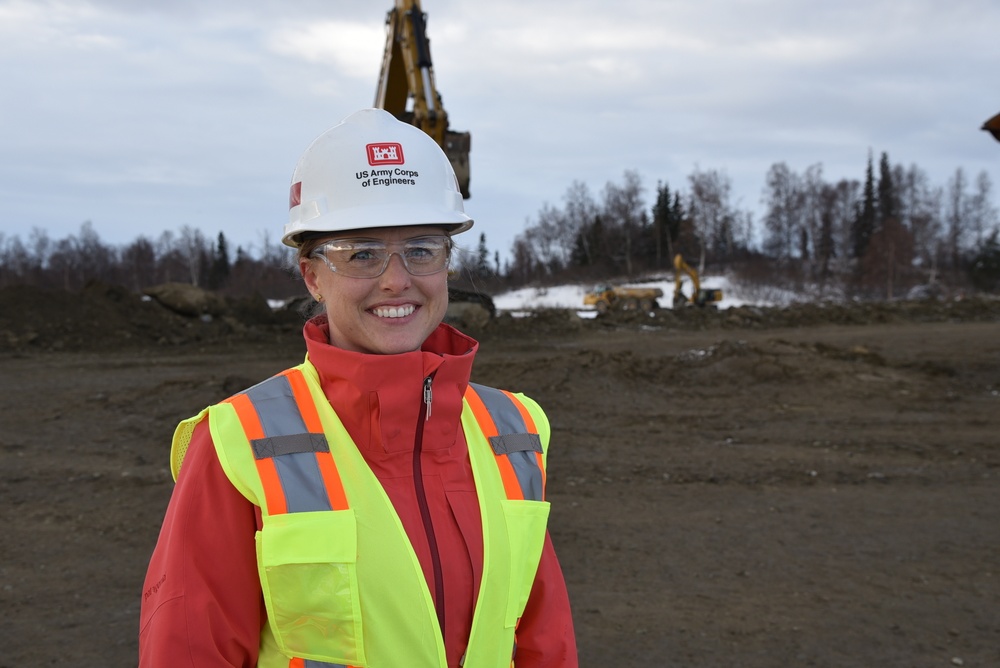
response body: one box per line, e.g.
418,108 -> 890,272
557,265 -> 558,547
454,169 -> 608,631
283,108 -> 474,247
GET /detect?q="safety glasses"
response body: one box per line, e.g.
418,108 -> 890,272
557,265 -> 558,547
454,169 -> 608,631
311,234 -> 451,278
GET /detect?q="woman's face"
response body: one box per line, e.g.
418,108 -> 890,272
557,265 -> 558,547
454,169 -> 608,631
300,226 -> 450,355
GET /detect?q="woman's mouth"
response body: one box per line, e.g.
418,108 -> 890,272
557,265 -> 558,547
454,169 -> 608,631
372,304 -> 416,319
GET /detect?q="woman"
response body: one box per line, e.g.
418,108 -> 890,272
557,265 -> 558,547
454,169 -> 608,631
139,109 -> 578,667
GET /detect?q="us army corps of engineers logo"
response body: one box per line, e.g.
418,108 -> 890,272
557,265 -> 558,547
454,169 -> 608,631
358,142 -> 419,188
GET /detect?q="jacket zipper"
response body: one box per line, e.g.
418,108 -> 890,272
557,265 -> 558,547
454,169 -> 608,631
413,374 -> 446,638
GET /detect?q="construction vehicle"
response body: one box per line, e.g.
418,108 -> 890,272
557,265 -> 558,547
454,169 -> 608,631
672,254 -> 723,308
375,0 -> 471,198
584,284 -> 663,313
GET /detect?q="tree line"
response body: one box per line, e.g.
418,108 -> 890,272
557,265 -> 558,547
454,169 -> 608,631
454,152 -> 1000,299
3,151 -> 999,300
0,223 -> 303,299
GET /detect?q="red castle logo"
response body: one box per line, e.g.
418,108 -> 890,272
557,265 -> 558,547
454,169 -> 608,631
366,143 -> 405,165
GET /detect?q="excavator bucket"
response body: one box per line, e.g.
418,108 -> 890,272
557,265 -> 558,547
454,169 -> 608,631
983,112 -> 1000,143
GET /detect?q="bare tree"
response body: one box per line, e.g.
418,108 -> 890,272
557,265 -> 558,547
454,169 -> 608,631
562,180 -> 599,267
761,162 -> 804,262
687,166 -> 745,266
945,167 -> 969,269
895,164 -> 942,282
968,171 -> 999,249
601,170 -> 646,276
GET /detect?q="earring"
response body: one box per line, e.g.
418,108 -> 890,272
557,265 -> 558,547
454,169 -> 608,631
314,293 -> 324,303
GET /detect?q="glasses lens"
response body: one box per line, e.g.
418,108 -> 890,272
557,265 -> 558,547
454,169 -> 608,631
401,236 -> 449,275
315,236 -> 449,278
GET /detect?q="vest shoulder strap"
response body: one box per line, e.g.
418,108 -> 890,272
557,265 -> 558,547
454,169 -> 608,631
464,382 -> 548,502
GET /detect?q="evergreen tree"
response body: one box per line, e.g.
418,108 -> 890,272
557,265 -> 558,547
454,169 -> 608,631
852,152 -> 877,259
474,232 -> 490,279
652,181 -> 683,268
208,232 -> 231,289
969,229 -> 1000,291
877,151 -> 898,227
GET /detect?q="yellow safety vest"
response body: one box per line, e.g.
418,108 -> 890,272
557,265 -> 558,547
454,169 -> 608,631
171,359 -> 551,668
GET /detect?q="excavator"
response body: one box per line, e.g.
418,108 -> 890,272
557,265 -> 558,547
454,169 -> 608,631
374,0 -> 471,198
983,111 -> 1000,143
672,254 -> 723,309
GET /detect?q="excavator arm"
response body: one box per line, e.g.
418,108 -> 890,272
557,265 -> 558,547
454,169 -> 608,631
375,0 -> 471,198
673,254 -> 701,307
673,253 -> 723,308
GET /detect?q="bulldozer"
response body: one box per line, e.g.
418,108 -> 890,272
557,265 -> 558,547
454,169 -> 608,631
672,254 -> 722,309
374,0 -> 471,198
584,284 -> 663,313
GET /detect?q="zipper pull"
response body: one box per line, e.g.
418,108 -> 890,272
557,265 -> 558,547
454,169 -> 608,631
423,376 -> 433,420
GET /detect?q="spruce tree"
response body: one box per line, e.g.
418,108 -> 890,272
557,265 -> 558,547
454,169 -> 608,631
852,152 -> 877,259
877,151 -> 898,227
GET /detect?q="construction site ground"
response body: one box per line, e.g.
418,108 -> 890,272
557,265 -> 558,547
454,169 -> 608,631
1,284 -> 998,667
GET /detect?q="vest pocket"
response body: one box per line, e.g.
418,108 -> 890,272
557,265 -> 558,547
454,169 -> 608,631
256,510 -> 364,665
500,499 -> 551,627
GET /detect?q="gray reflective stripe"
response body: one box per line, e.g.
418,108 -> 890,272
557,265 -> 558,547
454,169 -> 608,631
470,382 -> 527,436
303,661 -> 347,668
244,374 -> 309,438
506,450 -> 544,501
251,433 -> 329,459
239,374 -> 332,513
272,451 -> 333,513
469,383 -> 545,502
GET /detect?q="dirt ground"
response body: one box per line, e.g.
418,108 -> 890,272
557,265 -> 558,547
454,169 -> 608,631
1,285 -> 998,667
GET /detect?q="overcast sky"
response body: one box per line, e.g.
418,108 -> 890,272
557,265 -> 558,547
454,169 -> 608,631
2,0 -> 998,260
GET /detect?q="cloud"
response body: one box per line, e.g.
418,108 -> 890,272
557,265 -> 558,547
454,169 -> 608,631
267,20 -> 384,78
0,0 -> 997,256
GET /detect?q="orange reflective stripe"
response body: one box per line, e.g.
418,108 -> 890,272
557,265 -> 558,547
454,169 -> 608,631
534,449 -> 546,499
466,387 -> 498,438
467,387 -> 525,501
283,369 -> 324,433
255,457 -> 288,515
315,451 -> 350,511
227,392 -> 288,515
288,658 -> 304,668
494,451 -> 525,501
226,392 -> 264,440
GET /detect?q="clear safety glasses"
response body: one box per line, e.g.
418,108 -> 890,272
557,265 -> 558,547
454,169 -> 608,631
311,235 -> 452,278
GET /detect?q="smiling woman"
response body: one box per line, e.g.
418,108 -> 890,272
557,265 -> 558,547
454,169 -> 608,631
138,108 -> 579,668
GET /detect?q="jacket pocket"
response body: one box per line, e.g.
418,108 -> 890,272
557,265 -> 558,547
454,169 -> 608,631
256,510 -> 364,665
500,499 -> 551,627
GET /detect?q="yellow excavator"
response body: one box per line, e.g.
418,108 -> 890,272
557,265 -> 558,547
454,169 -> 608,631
375,0 -> 471,198
673,254 -> 723,309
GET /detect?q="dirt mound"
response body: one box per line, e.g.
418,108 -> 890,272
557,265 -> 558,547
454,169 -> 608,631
0,282 -> 304,352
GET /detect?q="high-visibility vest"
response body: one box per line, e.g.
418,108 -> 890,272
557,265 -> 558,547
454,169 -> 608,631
171,360 -> 551,668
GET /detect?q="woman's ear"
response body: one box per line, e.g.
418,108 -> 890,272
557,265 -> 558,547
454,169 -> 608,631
301,257 -> 321,297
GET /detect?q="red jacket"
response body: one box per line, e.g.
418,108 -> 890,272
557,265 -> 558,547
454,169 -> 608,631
139,318 -> 578,667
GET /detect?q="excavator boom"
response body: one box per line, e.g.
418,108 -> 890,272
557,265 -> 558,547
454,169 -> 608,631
375,0 -> 471,198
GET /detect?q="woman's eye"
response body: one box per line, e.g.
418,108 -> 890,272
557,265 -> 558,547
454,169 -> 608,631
350,249 -> 379,262
407,246 -> 433,259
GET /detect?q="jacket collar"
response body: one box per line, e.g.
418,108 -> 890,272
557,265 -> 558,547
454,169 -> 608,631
303,316 -> 479,455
